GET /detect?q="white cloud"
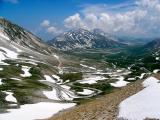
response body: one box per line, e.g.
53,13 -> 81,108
64,0 -> 160,37
47,26 -> 62,35
64,13 -> 85,29
40,20 -> 63,35
41,20 -> 50,28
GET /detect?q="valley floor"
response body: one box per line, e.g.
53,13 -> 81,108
48,77 -> 144,120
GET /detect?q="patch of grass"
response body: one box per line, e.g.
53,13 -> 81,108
73,82 -> 114,93
59,72 -> 83,82
71,86 -> 83,92
0,65 -> 22,78
0,91 -> 7,108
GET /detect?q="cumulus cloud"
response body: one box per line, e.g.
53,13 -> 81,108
47,26 -> 62,35
41,20 -> 50,28
64,0 -> 160,37
41,20 -> 62,35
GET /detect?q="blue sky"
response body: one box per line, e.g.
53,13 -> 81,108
1,0 -> 160,40
0,0 -> 133,39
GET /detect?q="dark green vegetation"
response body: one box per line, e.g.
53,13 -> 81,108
59,72 -> 83,82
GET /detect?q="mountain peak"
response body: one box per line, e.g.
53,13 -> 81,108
49,28 -> 125,51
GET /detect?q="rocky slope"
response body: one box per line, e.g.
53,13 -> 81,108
0,18 -> 56,55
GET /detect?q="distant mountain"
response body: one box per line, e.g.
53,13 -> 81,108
144,39 -> 160,51
49,28 -> 125,51
0,18 -> 55,54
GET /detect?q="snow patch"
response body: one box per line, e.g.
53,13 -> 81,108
110,76 -> 129,87
0,47 -> 18,65
0,32 -> 10,40
11,78 -> 21,81
0,79 -> 3,85
11,45 -> 22,52
118,77 -> 160,120
153,69 -> 160,74
0,68 -> 3,71
77,89 -> 94,95
80,64 -> 96,70
0,102 -> 76,120
40,75 -> 56,83
54,54 -> 59,59
4,91 -> 17,103
20,66 -> 32,77
43,89 -> 60,100
79,76 -> 106,84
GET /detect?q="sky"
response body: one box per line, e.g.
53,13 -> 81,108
0,0 -> 160,40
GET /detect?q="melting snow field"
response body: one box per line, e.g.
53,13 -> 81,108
20,66 -> 32,77
43,75 -> 56,83
80,64 -> 96,70
0,102 -> 76,120
118,77 -> 160,120
0,79 -> 3,85
77,89 -> 94,95
4,91 -> 17,103
153,69 -> 160,74
78,76 -> 106,84
0,32 -> 10,40
0,47 -> 18,65
110,76 -> 129,87
43,88 -> 60,100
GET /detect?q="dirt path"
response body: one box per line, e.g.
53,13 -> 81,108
48,80 -> 144,120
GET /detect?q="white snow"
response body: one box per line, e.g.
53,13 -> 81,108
52,74 -> 62,83
40,75 -> 56,83
0,32 -> 10,40
4,91 -> 17,103
0,47 -> 18,59
0,47 -> 18,65
11,45 -> 22,52
20,66 -> 32,77
153,69 -> 160,74
80,64 -> 96,70
44,75 -> 56,83
156,57 -> 160,60
79,76 -> 106,84
24,61 -> 38,66
0,68 -> 3,71
138,73 -> 146,79
43,88 -> 60,100
110,76 -> 129,87
0,79 -> 3,85
11,78 -> 21,81
61,85 -> 71,90
127,78 -> 135,81
118,77 -> 160,120
61,91 -> 74,101
77,89 -> 94,95
0,102 -> 76,120
54,54 -> 59,59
